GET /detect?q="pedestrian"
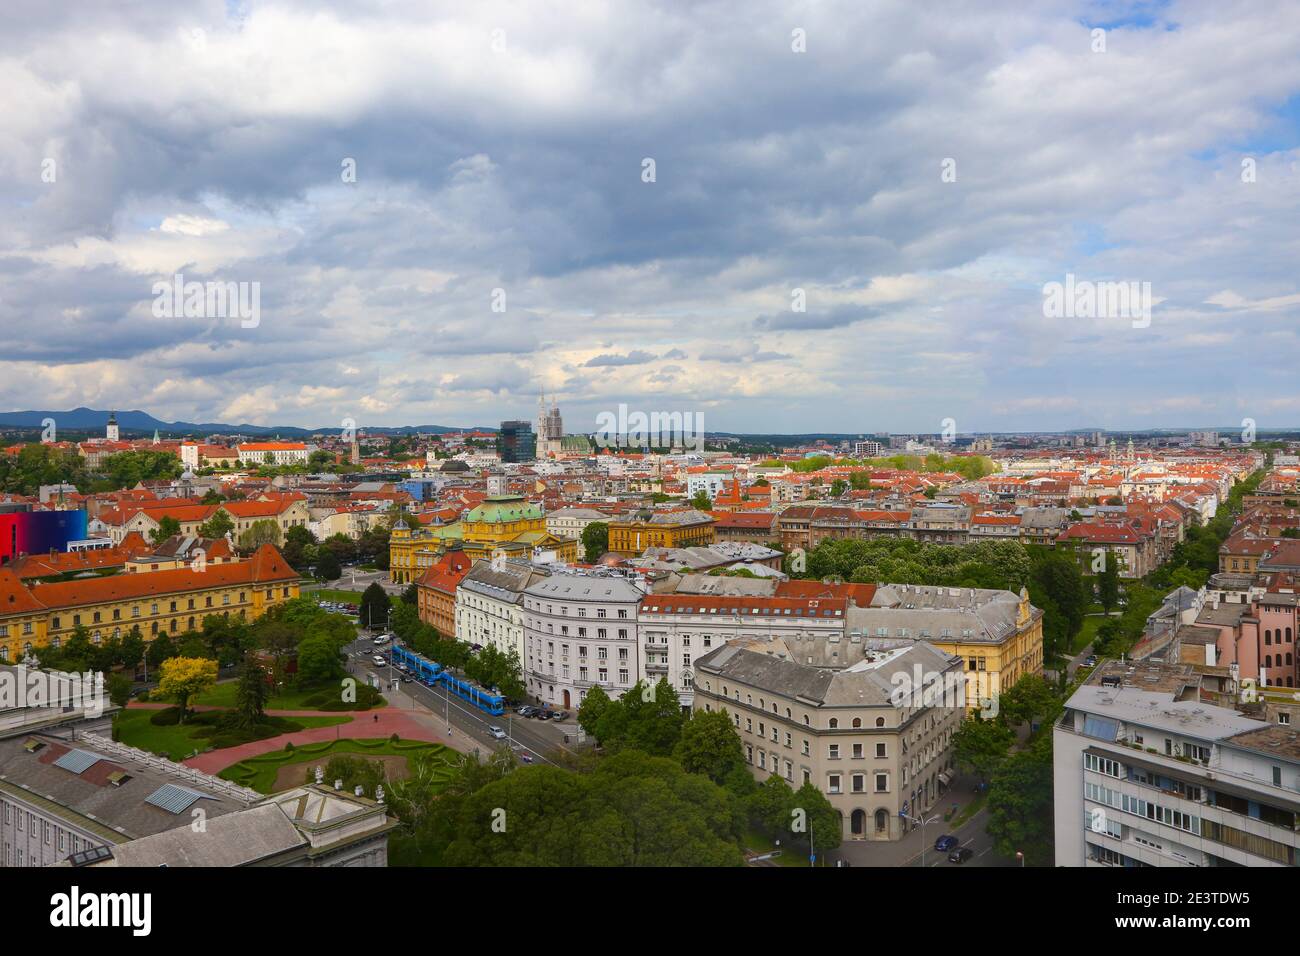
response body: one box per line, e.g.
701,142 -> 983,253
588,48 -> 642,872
373,713 -> 378,723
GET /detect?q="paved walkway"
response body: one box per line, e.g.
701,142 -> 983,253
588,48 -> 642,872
123,701 -> 471,774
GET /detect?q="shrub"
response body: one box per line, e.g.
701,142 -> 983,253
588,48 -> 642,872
149,707 -> 183,726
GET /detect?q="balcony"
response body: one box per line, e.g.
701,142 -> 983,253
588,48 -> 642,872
646,660 -> 669,672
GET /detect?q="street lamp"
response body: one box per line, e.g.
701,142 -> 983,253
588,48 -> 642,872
900,810 -> 940,868
1016,850 -> 1024,868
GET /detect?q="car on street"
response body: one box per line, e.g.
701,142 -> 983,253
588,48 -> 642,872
372,655 -> 388,667
518,753 -> 534,763
948,847 -> 974,864
372,634 -> 390,644
934,835 -> 958,852
488,726 -> 507,739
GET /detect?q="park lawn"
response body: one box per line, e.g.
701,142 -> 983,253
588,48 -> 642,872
195,679 -> 373,711
1073,615 -> 1109,653
742,827 -> 810,868
308,588 -> 367,604
218,737 -> 454,794
114,708 -> 350,762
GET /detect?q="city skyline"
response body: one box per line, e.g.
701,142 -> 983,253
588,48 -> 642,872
3,1 -> 1299,432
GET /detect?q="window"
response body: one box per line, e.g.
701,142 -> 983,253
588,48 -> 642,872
827,774 -> 841,795
852,774 -> 865,793
875,742 -> 887,758
828,744 -> 839,760
875,773 -> 889,793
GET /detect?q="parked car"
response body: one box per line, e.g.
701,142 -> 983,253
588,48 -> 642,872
934,835 -> 958,852
488,726 -> 507,739
550,710 -> 569,721
948,847 -> 974,864
516,706 -> 536,717
533,710 -> 551,720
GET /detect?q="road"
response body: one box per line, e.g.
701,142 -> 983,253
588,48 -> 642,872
343,633 -> 580,767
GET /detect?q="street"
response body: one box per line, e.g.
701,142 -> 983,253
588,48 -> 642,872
344,634 -> 580,767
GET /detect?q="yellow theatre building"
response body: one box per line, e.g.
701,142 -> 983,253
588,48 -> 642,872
0,543 -> 300,662
389,495 -> 577,585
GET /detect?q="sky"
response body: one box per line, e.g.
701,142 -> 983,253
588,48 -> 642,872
2,0 -> 1299,436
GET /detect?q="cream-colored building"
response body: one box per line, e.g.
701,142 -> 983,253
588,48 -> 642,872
544,507 -> 611,541
455,559 -> 550,661
693,636 -> 964,842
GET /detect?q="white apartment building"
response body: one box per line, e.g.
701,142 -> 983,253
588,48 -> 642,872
236,442 -> 314,466
455,559 -> 550,661
1054,659 -> 1300,867
544,507 -> 611,541
637,593 -> 848,710
522,571 -> 644,710
686,471 -> 730,500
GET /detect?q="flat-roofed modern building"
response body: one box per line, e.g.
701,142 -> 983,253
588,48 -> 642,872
1054,659 -> 1300,867
694,636 -> 964,842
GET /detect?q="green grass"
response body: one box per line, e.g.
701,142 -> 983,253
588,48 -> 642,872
114,708 -> 350,761
742,827 -> 810,867
950,794 -> 987,829
1073,615 -> 1109,653
195,679 -> 373,711
218,737 -> 454,794
308,588 -> 367,603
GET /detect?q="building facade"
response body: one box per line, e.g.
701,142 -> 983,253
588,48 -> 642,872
521,571 -> 644,710
694,637 -> 964,841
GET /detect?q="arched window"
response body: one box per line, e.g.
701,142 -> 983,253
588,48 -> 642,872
876,717 -> 886,727
1266,655 -> 1273,668
829,718 -> 839,729
874,808 -> 889,833
852,717 -> 862,728
1265,630 -> 1272,645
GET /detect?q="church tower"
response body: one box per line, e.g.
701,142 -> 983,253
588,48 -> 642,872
106,411 -> 119,443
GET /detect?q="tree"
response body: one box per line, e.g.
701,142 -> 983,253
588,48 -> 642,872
951,717 -> 1014,785
359,582 -> 391,631
150,516 -> 182,544
119,626 -> 145,673
105,673 -> 132,709
316,549 -> 342,581
1096,551 -> 1121,614
830,478 -> 848,497
577,684 -> 612,740
156,656 -> 218,722
689,490 -> 712,511
794,780 -> 842,854
237,519 -> 282,551
581,522 -> 609,564
401,583 -> 419,605
985,733 -> 1054,865
297,632 -> 346,684
145,633 -> 177,669
673,708 -> 745,783
232,659 -> 270,730
198,509 -> 235,540
998,674 -> 1062,729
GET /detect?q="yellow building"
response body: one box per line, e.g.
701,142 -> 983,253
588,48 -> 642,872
923,587 -> 1044,710
853,583 -> 1044,714
0,543 -> 300,662
389,496 -> 577,584
607,509 -> 716,556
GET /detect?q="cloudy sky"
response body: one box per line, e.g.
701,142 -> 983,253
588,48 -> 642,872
2,0 -> 1299,435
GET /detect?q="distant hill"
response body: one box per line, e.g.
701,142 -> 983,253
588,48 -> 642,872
0,407 -> 496,437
